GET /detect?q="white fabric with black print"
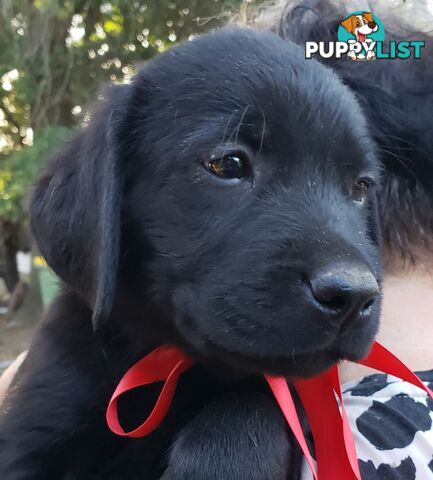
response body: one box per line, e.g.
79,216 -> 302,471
301,370 -> 433,479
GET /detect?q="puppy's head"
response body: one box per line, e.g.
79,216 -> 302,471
31,28 -> 381,377
340,13 -> 378,37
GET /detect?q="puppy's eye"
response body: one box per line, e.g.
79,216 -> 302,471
352,178 -> 371,202
204,152 -> 251,180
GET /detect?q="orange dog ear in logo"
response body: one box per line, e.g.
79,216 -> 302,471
363,12 -> 374,23
340,15 -> 356,34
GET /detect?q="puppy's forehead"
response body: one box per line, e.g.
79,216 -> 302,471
138,28 -> 374,169
142,28 -> 342,111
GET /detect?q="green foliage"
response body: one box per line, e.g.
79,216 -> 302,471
0,0 -> 248,225
1,0 -> 246,131
0,126 -> 71,222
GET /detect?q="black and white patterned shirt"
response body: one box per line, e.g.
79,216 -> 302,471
301,371 -> 433,479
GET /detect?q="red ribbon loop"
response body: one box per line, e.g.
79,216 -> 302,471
106,341 -> 433,478
106,346 -> 193,437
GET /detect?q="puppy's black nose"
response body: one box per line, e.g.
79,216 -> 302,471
368,21 -> 377,29
309,267 -> 379,321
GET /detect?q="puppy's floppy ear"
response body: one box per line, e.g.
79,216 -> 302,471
30,85 -> 131,328
363,12 -> 374,24
340,15 -> 356,34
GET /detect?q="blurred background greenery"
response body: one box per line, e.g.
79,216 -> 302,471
0,0 -> 256,365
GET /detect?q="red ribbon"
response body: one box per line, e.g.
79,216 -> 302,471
106,341 -> 433,479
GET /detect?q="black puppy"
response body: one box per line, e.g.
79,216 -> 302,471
0,28 -> 381,479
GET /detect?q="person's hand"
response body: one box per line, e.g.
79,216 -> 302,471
0,351 -> 27,406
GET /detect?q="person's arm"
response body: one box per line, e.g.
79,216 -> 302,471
0,352 -> 27,406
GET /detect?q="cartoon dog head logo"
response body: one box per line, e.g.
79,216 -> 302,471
340,12 -> 378,42
338,11 -> 385,61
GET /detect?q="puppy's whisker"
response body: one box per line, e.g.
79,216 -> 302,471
258,108 -> 266,156
221,109 -> 239,146
378,147 -> 422,183
233,105 -> 251,146
378,133 -> 417,147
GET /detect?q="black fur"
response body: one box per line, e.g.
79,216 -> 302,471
0,28 -> 381,479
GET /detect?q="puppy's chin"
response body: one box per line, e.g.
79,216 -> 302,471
171,323 -> 358,379
171,312 -> 377,379
202,342 -> 342,378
